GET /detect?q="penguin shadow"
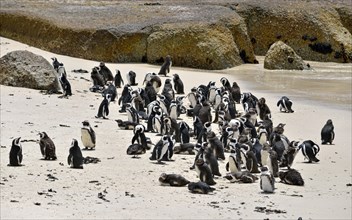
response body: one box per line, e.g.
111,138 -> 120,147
151,160 -> 174,165
7,164 -> 25,167
259,191 -> 276,195
81,148 -> 95,151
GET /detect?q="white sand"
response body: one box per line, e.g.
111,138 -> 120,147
0,37 -> 351,219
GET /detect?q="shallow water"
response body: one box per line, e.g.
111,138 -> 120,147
220,57 -> 352,110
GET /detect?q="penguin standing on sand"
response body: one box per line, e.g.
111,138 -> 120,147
203,142 -> 222,177
126,103 -> 140,124
143,72 -> 162,93
96,93 -> 112,119
118,84 -> 132,113
158,55 -> 172,77
207,131 -> 225,160
195,158 -> 217,185
260,166 -> 275,193
81,120 -> 96,150
321,119 -> 334,145
38,132 -> 57,160
91,67 -> 106,88
188,181 -> 215,194
67,139 -> 84,169
277,96 -> 294,113
268,150 -> 279,177
127,71 -> 138,86
99,62 -> 114,82
173,74 -> 185,94
102,82 -> 117,102
51,57 -> 61,72
144,81 -> 158,106
298,140 -> 320,163
126,143 -> 146,158
179,121 -> 190,144
226,146 -> 241,174
114,70 -> 124,88
150,135 -> 174,163
8,137 -> 23,166
59,70 -> 72,97
256,97 -> 271,120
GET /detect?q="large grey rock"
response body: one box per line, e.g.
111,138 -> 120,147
264,41 -> 310,70
0,50 -> 60,90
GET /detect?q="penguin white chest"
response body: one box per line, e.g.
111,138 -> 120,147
81,129 -> 95,148
260,175 -> 275,193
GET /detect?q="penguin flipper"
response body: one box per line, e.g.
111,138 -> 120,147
18,150 -> 23,164
67,155 -> 72,166
225,162 -> 229,172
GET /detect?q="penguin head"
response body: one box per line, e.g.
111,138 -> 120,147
82,120 -> 90,127
99,62 -> 105,67
173,74 -> 179,80
134,124 -> 145,134
71,139 -> 79,148
38,132 -> 48,139
159,173 -> 168,182
125,103 -> 132,109
143,73 -> 151,84
51,57 -> 57,62
105,93 -> 112,102
260,166 -> 269,173
326,119 -> 333,125
206,131 -> 216,139
201,142 -> 209,149
220,77 -> 230,87
12,137 -> 22,147
162,135 -> 170,143
195,158 -> 205,166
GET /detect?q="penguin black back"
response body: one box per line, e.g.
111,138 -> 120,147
67,139 -> 84,169
8,137 -> 23,166
321,119 -> 334,145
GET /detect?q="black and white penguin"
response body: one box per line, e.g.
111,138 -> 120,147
126,103 -> 140,124
118,84 -> 133,113
260,166 -> 275,193
321,119 -> 335,145
67,139 -> 84,169
278,168 -> 304,186
158,55 -> 172,77
179,121 -> 190,144
268,150 -> 279,177
169,100 -> 178,121
159,173 -> 190,187
195,158 -> 217,186
207,81 -> 217,104
81,120 -> 96,150
99,62 -> 114,82
207,131 -> 225,160
158,94 -> 169,116
115,119 -> 138,130
197,121 -> 212,144
126,143 -> 146,158
127,71 -> 138,86
260,143 -> 271,167
152,108 -> 164,135
144,81 -> 158,106
203,142 -> 222,177
231,81 -> 242,103
163,116 -> 180,142
193,116 -> 203,141
38,132 -> 57,160
51,57 -> 61,72
96,93 -> 112,119
173,73 -> 185,94
59,70 -> 72,97
186,88 -> 198,109
251,138 -> 262,166
8,137 -> 23,166
257,125 -> 269,146
161,79 -> 175,105
114,69 -> 124,88
132,124 -> 151,150
188,181 -> 215,194
277,96 -> 294,113
280,141 -> 300,168
241,92 -> 258,113
226,146 -> 241,175
298,140 -> 320,163
173,143 -> 195,155
246,151 -> 260,173
150,135 -> 174,163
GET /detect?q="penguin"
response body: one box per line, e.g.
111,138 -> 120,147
241,92 -> 258,113
144,81 -> 158,106
188,181 -> 215,194
203,142 -> 222,177
163,116 -> 180,142
256,97 -> 271,120
257,125 -> 269,146
147,104 -> 161,132
143,72 -> 162,93
159,173 -> 190,187
115,119 -> 138,130
169,100 -> 178,121
278,168 -> 304,186
260,143 -> 271,167
81,120 -> 96,150
193,116 -> 203,141
207,131 -> 225,160
158,95 -> 169,116
321,119 -> 334,145
213,88 -> 222,111
195,158 -> 217,185
231,81 -> 242,103
251,138 -> 263,166
99,62 -> 114,82
246,151 -> 260,173
173,73 -> 184,94
207,81 -> 217,104
277,96 -> 294,113
127,71 -> 138,86
59,70 -> 72,97
118,84 -> 132,113
260,166 -> 275,193
226,147 -> 241,175
150,135 -> 174,163
102,82 -> 117,102
38,132 -> 57,160
271,134 -> 287,162
8,137 -> 23,166
67,139 -> 84,169
126,143 -> 146,158
161,79 -> 175,105
198,101 -> 212,125
224,171 -> 257,184
51,57 -> 61,72
158,55 -> 172,77
267,150 -> 279,177
96,93 -> 111,119
126,103 -> 140,124
179,121 -> 190,144
114,69 -> 124,88
280,141 -> 300,168
173,143 -> 195,155
152,108 -> 163,135
132,124 -> 151,150
91,66 -> 106,88
298,140 -> 320,163
197,121 -> 212,144
190,143 -> 204,170
186,89 -> 197,109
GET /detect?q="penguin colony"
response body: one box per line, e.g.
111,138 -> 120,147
7,55 -> 332,196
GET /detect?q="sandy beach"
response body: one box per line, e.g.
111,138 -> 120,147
0,37 -> 351,220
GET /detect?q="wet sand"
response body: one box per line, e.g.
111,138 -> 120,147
0,37 -> 351,219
